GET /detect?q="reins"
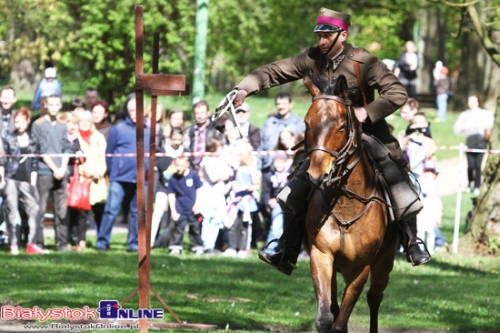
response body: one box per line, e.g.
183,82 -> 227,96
306,91 -> 387,273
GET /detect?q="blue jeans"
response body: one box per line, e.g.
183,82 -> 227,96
96,181 -> 139,250
201,217 -> 222,250
434,227 -> 448,247
265,205 -> 284,254
436,93 -> 448,122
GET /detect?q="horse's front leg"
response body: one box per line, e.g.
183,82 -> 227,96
330,269 -> 339,319
367,231 -> 398,333
310,245 -> 335,333
333,265 -> 370,333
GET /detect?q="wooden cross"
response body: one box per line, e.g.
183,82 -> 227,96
69,6 -> 216,333
132,5 -> 216,333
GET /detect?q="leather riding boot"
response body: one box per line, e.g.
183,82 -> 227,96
259,212 -> 304,275
399,217 -> 431,266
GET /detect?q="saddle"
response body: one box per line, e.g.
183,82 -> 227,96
362,133 -> 422,223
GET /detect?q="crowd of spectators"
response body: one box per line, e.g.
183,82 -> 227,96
0,78 -> 307,257
0,63 -> 493,258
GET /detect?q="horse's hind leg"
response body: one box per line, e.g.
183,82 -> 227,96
367,255 -> 396,333
332,266 -> 370,333
310,247 -> 335,333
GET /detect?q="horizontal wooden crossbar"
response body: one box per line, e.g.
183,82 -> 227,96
152,84 -> 190,96
136,74 -> 186,92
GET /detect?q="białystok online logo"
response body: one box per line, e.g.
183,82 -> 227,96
1,300 -> 164,322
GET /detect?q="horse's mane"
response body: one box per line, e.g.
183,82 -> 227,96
311,77 -> 337,95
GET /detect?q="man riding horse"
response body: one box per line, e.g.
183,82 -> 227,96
231,7 -> 431,275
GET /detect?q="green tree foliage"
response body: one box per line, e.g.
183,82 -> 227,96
0,0 -> 462,107
58,0 -> 195,109
0,0 -> 73,80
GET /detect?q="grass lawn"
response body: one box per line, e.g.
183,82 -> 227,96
1,229 -> 499,333
3,86 -> 490,332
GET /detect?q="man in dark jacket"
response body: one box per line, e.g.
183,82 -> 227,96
183,100 -> 223,170
232,7 -> 430,275
96,97 -> 150,252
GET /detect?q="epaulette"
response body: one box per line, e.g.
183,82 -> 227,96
34,116 -> 46,125
347,47 -> 372,64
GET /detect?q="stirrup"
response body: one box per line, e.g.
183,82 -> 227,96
261,238 -> 280,251
407,237 -> 431,266
258,240 -> 298,276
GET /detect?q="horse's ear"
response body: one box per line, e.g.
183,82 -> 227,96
303,75 -> 321,98
335,75 -> 349,100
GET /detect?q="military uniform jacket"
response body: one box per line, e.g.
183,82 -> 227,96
236,43 -> 408,137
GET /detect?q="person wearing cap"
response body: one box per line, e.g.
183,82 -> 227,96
230,7 -> 430,275
433,66 -> 450,122
235,102 -> 261,151
31,67 -> 62,111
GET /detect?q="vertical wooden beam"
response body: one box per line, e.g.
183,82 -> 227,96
146,32 -> 160,254
134,5 -> 149,333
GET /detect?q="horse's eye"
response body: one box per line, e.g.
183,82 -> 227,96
339,123 -> 346,132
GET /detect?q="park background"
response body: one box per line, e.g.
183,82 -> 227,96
1,0 -> 500,332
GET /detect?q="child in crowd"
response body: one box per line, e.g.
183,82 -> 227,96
198,136 -> 231,253
260,153 -> 290,254
0,107 -> 44,255
276,129 -> 297,170
31,95 -> 72,252
150,128 -> 186,246
167,155 -> 204,255
417,159 -> 443,255
223,139 -> 261,258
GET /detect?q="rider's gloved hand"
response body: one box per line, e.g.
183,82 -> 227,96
352,106 -> 368,123
233,89 -> 248,109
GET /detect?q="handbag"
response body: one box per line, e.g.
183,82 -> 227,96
67,164 -> 91,210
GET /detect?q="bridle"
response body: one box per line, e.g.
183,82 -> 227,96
305,93 -> 386,267
305,94 -> 362,190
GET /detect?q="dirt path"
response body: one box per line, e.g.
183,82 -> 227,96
436,156 -> 468,197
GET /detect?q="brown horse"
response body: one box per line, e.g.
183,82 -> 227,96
302,75 -> 399,333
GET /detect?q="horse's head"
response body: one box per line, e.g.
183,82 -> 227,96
303,75 -> 358,189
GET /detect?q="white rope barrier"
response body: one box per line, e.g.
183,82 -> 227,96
0,145 -> 497,158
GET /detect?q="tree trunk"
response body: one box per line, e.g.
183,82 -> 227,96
418,6 -> 436,94
471,122 -> 500,256
459,1 -> 500,255
452,5 -> 500,112
10,59 -> 38,91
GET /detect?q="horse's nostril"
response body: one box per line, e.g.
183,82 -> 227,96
307,172 -> 329,188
